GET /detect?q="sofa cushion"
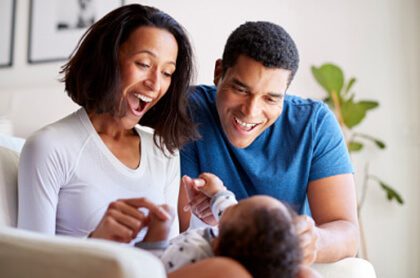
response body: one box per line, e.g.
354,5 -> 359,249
0,146 -> 19,227
0,134 -> 25,153
0,226 -> 166,278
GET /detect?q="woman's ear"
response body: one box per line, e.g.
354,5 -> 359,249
213,59 -> 223,86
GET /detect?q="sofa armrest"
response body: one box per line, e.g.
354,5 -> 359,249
312,257 -> 376,278
0,227 -> 166,278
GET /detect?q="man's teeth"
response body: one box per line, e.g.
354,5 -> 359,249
134,94 -> 152,103
235,117 -> 258,128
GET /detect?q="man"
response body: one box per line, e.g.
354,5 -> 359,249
179,21 -> 359,264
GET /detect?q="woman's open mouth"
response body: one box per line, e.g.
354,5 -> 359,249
134,93 -> 152,113
128,93 -> 153,116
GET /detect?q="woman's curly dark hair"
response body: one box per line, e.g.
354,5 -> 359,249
215,206 -> 301,278
61,4 -> 198,154
222,21 -> 299,85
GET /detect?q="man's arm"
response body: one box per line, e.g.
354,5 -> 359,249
178,179 -> 191,232
298,173 -> 359,263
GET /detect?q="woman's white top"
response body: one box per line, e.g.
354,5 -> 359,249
18,108 -> 180,243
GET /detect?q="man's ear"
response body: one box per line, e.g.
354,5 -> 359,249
213,59 -> 223,86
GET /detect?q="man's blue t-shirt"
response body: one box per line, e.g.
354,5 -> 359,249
181,85 -> 353,213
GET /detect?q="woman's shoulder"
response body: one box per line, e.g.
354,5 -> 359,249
22,109 -> 91,160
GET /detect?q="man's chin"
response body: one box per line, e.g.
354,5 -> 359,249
228,135 -> 254,149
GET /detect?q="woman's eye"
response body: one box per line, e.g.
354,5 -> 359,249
162,71 -> 173,78
136,62 -> 150,69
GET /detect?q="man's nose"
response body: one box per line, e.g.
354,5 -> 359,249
241,97 -> 260,117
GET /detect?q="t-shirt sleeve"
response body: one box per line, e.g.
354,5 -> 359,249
17,131 -> 66,234
180,142 -> 201,179
309,103 -> 353,181
165,150 -> 181,239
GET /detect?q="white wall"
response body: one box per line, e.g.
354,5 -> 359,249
1,0 -> 419,277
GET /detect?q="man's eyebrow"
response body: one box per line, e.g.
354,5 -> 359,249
231,78 -> 284,97
268,92 -> 284,98
231,78 -> 250,89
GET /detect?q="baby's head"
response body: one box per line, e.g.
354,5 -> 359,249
214,196 -> 301,278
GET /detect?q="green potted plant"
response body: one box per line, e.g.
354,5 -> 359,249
311,63 -> 404,258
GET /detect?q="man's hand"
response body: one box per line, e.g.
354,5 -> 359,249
182,175 -> 218,226
143,204 -> 175,242
195,173 -> 226,197
294,215 -> 320,265
89,198 -> 170,243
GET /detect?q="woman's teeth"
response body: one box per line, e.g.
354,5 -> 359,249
134,93 -> 152,103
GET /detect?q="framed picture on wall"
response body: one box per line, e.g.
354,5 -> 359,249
0,0 -> 16,68
28,0 -> 124,64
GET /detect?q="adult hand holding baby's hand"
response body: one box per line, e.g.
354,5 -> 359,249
182,175 -> 218,226
143,204 -> 175,242
89,198 -> 171,243
195,173 -> 226,197
294,215 -> 320,265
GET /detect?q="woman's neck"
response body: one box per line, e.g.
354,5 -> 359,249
88,112 -> 135,139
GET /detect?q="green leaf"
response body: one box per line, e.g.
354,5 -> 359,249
344,77 -> 356,94
341,99 -> 367,128
379,181 -> 404,205
341,100 -> 379,128
359,101 -> 379,111
354,133 -> 386,149
348,141 -> 363,152
311,64 -> 344,97
373,139 -> 386,149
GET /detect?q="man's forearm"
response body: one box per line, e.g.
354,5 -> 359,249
315,220 -> 359,263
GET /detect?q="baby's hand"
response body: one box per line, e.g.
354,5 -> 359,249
195,172 -> 226,197
142,204 -> 175,242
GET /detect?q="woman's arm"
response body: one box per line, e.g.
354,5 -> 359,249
18,134 -> 63,233
164,152 -> 181,238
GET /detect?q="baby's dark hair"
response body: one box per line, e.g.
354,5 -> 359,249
215,206 -> 301,278
222,21 -> 299,85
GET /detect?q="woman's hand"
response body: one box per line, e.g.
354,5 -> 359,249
89,198 -> 170,243
294,215 -> 320,265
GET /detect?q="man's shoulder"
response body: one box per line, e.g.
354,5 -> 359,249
187,85 -> 218,122
189,85 -> 216,103
282,94 -> 329,118
284,94 -> 324,108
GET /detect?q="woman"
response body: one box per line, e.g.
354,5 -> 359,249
18,4 -> 196,244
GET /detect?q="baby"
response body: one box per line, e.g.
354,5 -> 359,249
137,173 -> 319,278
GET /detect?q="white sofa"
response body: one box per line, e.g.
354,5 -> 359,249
0,140 -> 376,278
0,146 -> 165,278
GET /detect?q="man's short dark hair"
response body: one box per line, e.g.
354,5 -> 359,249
61,4 -> 197,154
215,206 -> 301,278
222,21 -> 299,85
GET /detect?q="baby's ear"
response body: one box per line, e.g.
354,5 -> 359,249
211,236 -> 221,255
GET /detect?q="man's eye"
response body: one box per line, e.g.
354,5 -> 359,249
232,85 -> 247,93
267,96 -> 282,104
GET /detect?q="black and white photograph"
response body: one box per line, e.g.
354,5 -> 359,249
28,0 -> 123,63
0,0 -> 16,68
